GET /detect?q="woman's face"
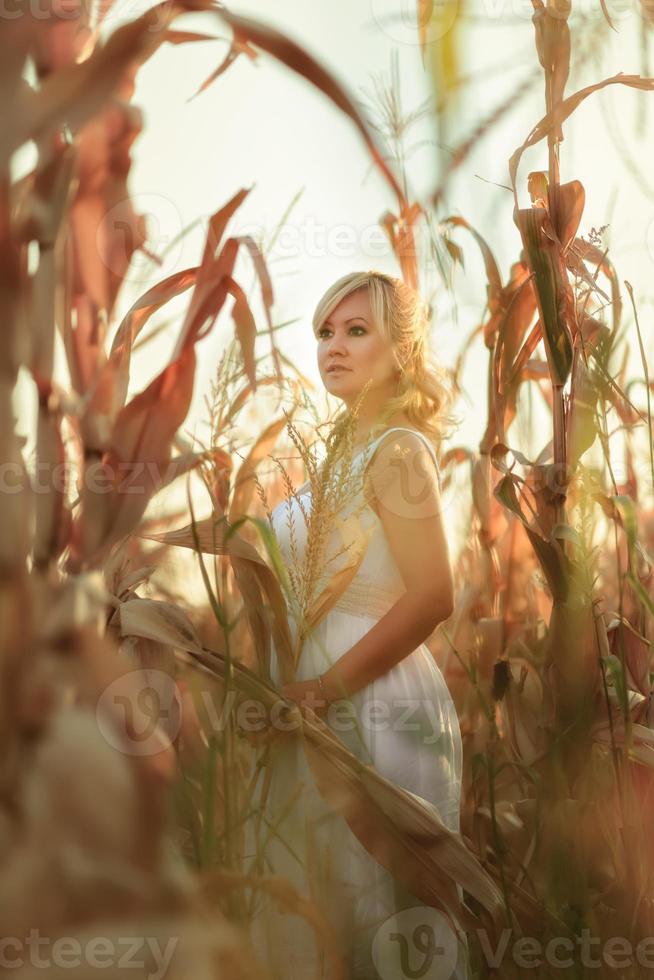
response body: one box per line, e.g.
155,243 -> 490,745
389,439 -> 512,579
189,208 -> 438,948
316,288 -> 398,407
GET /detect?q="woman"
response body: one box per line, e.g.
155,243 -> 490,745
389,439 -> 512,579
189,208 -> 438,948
247,271 -> 465,979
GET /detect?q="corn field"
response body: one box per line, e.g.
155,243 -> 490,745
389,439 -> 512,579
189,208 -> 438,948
2,0 -> 654,977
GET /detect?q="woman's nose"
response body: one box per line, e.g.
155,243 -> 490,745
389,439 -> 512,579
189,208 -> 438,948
326,332 -> 347,355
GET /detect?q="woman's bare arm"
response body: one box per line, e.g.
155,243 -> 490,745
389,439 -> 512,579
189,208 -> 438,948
320,431 -> 454,702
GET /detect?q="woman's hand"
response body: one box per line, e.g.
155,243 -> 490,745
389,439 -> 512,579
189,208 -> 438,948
281,677 -> 330,720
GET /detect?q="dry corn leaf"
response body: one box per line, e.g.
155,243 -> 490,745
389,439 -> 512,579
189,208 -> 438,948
33,403 -> 70,567
69,97 -> 144,316
491,262 -> 536,358
190,29 -> 259,101
140,517 -> 295,685
176,238 -> 240,354
505,318 -> 542,390
226,277 -> 257,391
198,187 -> 251,276
381,201 -> 424,290
114,563 -> 158,598
73,347 -> 196,565
163,29 -> 221,45
95,266 -> 199,423
553,179 -> 585,253
443,215 -> 503,309
229,417 -> 289,522
490,271 -> 539,441
494,473 -> 571,602
231,557 -> 272,680
8,0 -> 213,165
174,189 -> 250,355
235,234 -> 282,380
117,597 -> 203,654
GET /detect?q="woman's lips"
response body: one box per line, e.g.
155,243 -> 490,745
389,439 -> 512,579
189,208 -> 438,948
327,365 -> 350,374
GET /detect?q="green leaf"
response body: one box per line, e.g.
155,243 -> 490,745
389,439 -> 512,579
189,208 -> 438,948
516,208 -> 573,385
612,495 -> 637,559
601,655 -> 628,719
550,524 -> 583,549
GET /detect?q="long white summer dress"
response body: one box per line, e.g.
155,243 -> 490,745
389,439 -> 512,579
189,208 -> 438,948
245,426 -> 465,980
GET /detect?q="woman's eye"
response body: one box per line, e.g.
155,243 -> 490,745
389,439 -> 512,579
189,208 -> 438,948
317,326 -> 366,338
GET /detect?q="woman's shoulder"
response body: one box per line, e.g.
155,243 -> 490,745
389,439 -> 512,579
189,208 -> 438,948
367,419 -> 438,464
361,424 -> 442,521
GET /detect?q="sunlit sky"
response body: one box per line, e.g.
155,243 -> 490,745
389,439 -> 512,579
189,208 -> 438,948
14,0 -> 654,554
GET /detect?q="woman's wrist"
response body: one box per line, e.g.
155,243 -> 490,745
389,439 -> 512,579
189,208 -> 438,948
319,669 -> 349,702
317,672 -> 329,703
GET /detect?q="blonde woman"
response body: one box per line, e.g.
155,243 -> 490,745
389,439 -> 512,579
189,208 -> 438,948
249,271 -> 465,979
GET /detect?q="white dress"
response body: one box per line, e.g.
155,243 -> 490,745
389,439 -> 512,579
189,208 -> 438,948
245,427 -> 465,979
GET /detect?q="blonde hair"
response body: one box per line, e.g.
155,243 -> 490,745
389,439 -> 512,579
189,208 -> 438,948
312,270 -> 457,449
